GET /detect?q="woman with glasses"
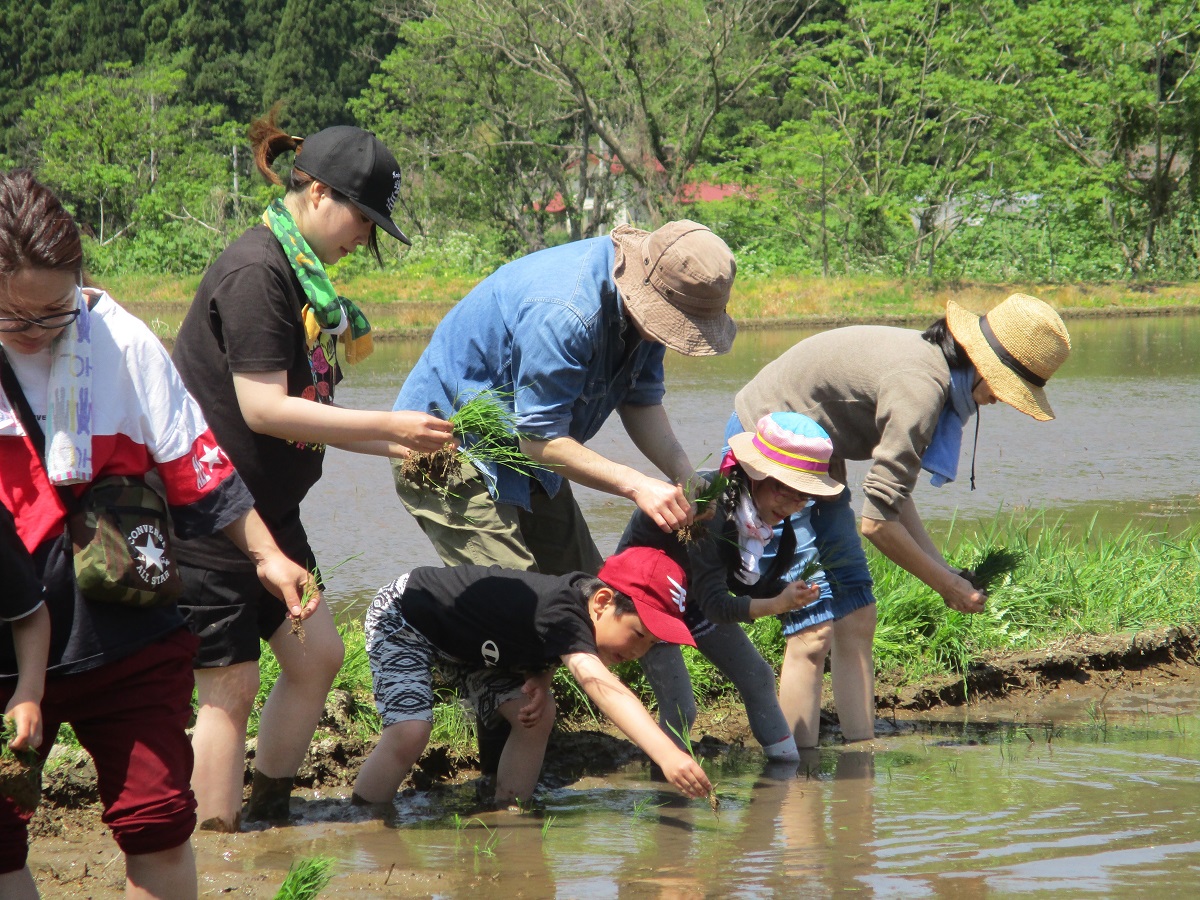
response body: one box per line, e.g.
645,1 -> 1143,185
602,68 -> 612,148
615,412 -> 844,757
0,169 -> 312,899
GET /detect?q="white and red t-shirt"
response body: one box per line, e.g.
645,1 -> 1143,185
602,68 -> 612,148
0,291 -> 254,677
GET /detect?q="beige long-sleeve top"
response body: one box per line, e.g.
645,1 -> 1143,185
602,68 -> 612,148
734,325 -> 951,521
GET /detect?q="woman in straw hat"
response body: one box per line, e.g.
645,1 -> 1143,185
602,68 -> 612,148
617,412 -> 847,755
732,294 -> 1071,744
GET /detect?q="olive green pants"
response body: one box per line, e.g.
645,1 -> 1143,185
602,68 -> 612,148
391,458 -> 604,577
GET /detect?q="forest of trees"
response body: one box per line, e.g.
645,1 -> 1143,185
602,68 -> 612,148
4,0 -> 1200,282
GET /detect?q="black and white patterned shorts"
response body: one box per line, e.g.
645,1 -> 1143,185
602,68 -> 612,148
364,575 -> 529,728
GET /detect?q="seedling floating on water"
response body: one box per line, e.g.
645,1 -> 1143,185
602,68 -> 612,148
400,389 -> 545,493
0,718 -> 42,813
675,472 -> 731,543
274,855 -> 335,900
959,547 -> 1025,592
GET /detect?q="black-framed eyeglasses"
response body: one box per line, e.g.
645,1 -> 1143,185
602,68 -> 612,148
0,309 -> 82,333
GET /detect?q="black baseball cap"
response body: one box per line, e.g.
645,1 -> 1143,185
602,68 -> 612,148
294,126 -> 411,245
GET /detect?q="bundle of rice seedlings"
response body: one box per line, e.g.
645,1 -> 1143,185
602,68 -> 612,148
0,718 -> 42,813
400,389 -> 544,492
959,547 -> 1025,592
274,856 -> 335,900
675,473 -> 731,543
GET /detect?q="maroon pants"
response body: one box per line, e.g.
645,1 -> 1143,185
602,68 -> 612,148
0,628 -> 198,874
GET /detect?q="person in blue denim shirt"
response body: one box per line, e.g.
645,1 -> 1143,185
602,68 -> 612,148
392,219 -> 737,577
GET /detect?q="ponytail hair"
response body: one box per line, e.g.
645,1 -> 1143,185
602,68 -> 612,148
921,317 -> 971,369
248,103 -> 313,191
248,103 -> 383,264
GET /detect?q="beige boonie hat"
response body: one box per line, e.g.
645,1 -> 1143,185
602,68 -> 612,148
611,220 -> 737,356
945,293 -> 1071,421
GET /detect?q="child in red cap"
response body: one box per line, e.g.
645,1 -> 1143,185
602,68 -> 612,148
352,547 -> 711,806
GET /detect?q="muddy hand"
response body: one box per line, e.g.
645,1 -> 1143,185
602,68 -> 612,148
4,702 -> 43,751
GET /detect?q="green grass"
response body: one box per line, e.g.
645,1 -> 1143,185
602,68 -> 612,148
245,514 -> 1200,756
274,856 -> 335,900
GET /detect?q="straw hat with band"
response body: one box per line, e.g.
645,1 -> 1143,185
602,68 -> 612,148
727,412 -> 844,498
611,219 -> 737,357
293,125 -> 411,246
945,293 -> 1071,421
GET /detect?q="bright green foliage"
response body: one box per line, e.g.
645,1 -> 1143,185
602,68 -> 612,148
17,64 -> 233,273
274,856 -> 335,900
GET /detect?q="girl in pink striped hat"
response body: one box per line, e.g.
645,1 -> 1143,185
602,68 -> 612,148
617,411 -> 843,759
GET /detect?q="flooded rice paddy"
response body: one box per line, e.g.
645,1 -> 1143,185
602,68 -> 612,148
24,314 -> 1200,897
189,703 -> 1200,896
157,313 -> 1200,897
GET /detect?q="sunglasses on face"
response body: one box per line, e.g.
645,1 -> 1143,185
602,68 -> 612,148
0,308 -> 82,333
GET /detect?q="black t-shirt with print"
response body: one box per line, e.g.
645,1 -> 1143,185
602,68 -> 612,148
171,224 -> 340,569
401,566 -> 599,672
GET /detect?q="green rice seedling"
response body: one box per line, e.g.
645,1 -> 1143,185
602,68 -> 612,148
273,855 -> 335,900
664,721 -> 719,814
0,717 -> 42,813
400,388 -> 545,493
632,795 -> 666,819
288,554 -> 362,644
540,814 -> 557,837
959,547 -> 1025,592
472,822 -> 500,860
676,472 -> 731,543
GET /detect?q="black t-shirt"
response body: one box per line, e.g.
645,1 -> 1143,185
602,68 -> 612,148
401,566 -> 599,672
171,225 -> 339,569
0,504 -> 43,622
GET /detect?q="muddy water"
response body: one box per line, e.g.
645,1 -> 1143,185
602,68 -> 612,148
192,704 -> 1200,896
307,314 -> 1200,602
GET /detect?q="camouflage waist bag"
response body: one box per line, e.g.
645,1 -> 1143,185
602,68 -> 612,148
68,476 -> 183,608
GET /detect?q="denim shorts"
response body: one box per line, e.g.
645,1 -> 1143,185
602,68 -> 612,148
725,411 -> 875,635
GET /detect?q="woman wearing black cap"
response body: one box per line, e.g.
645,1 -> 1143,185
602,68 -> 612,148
170,109 -> 454,832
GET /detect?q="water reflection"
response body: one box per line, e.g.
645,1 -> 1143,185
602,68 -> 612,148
307,316 -> 1200,602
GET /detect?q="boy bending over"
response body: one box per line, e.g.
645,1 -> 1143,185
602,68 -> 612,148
352,547 -> 712,805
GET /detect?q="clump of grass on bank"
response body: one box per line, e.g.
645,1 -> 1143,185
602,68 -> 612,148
252,516 -> 1200,756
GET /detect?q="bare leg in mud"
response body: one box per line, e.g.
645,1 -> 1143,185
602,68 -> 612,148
251,602 -> 344,814
352,719 -> 434,804
779,621 -> 834,747
192,662 -> 260,829
125,842 -> 197,900
494,693 -> 555,806
830,605 -> 877,741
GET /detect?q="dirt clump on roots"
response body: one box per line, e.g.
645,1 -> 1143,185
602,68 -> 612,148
399,445 -> 461,488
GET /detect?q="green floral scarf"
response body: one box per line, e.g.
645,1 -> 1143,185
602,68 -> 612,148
262,199 -> 374,363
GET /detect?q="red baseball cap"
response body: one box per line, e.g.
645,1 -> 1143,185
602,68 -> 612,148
597,547 -> 694,647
